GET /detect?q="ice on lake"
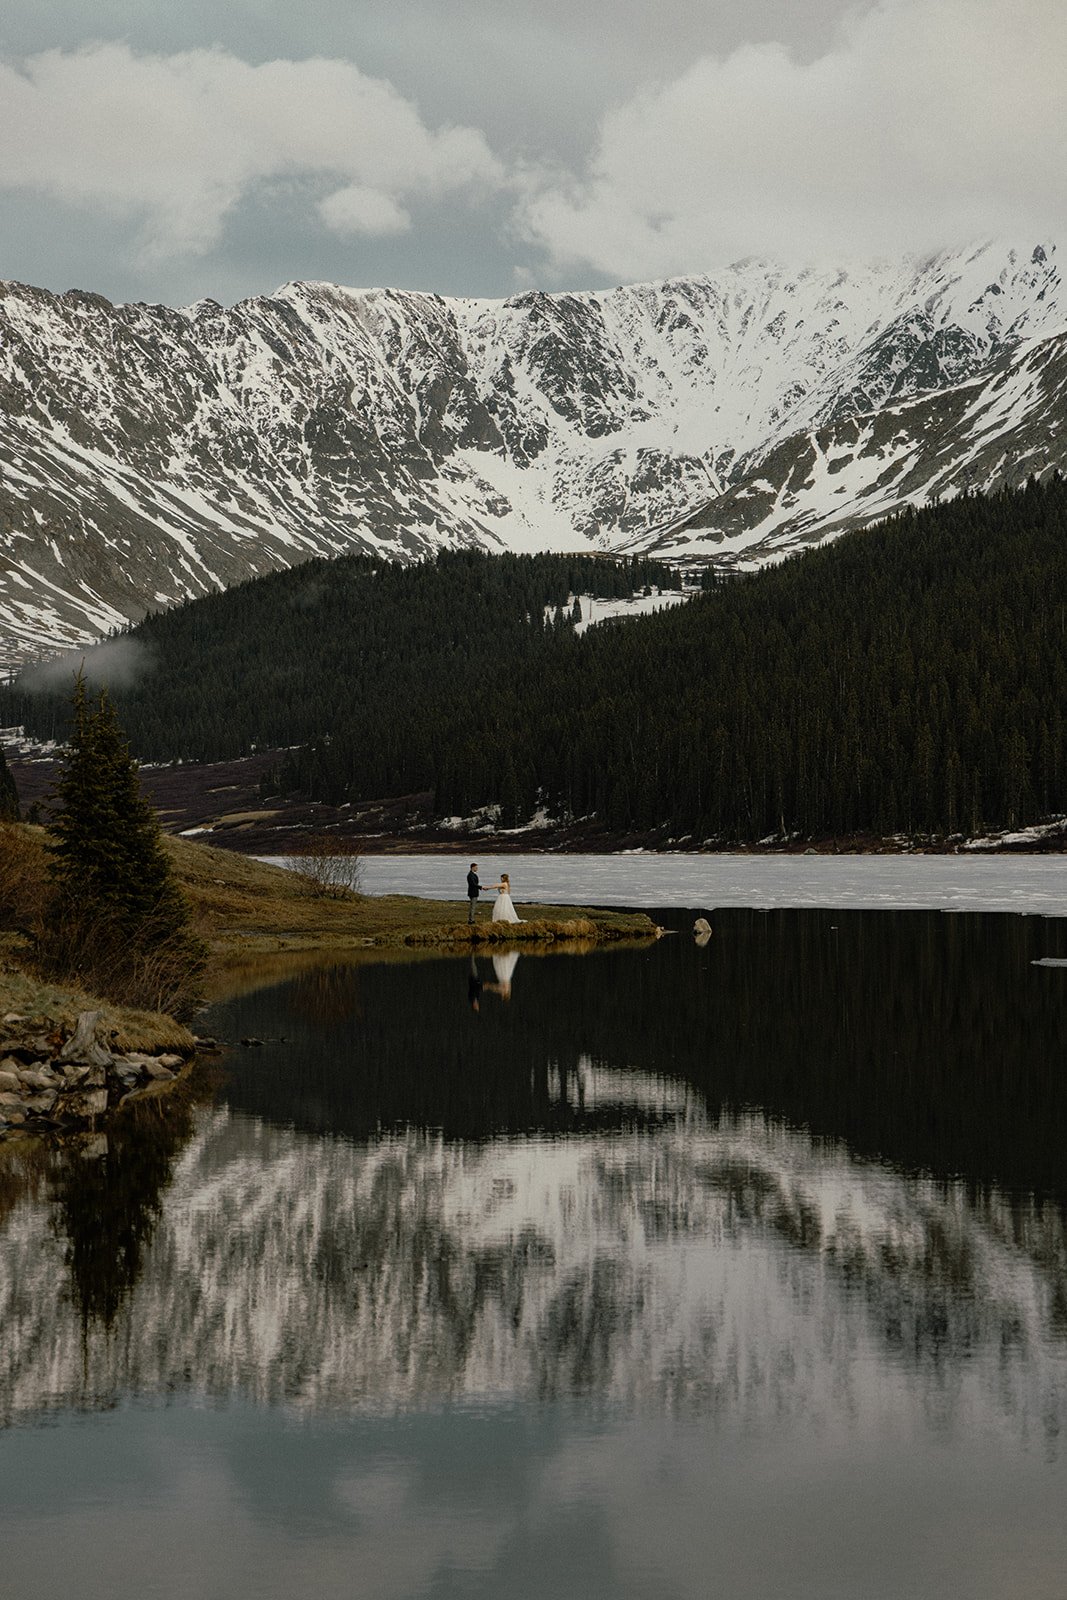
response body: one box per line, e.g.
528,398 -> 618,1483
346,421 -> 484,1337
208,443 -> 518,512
309,852 -> 1067,918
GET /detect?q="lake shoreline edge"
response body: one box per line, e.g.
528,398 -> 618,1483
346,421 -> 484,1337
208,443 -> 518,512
1,825 -> 661,1138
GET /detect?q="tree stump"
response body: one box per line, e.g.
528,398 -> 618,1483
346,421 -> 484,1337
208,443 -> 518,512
57,1011 -> 113,1069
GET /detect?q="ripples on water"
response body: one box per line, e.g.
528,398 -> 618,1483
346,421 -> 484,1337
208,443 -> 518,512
2,907 -> 1067,1599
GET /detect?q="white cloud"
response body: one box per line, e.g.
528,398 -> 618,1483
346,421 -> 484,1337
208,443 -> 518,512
515,0 -> 1067,279
19,637 -> 154,694
318,184 -> 410,237
0,43 -> 503,260
0,4 -> 1059,301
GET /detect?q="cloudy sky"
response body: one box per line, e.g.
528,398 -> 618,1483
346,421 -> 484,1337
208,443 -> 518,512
0,0 -> 1063,307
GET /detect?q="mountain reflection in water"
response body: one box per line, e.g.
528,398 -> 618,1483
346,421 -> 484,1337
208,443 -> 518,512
221,907 -> 1067,1191
1,908 -> 1066,1438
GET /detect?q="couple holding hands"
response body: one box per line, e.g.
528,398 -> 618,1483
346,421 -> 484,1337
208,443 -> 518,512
466,863 -> 520,924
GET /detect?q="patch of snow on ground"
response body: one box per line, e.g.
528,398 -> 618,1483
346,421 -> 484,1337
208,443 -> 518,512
962,819 -> 1067,850
0,726 -> 59,757
572,589 -> 688,633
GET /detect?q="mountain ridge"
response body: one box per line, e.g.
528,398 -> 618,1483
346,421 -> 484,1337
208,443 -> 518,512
1,239 -> 1063,667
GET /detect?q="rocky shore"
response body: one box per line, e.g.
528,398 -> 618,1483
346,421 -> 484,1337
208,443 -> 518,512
0,1007 -> 198,1134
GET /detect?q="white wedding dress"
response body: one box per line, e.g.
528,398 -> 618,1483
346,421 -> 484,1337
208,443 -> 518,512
492,885 -> 520,923
492,951 -> 519,990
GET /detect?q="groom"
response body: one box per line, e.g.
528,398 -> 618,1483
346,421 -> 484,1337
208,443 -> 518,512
467,862 -> 484,923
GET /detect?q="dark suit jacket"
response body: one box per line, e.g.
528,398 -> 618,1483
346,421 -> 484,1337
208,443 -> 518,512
467,871 -> 481,899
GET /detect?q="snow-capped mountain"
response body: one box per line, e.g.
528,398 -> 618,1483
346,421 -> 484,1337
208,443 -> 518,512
0,240 -> 1063,667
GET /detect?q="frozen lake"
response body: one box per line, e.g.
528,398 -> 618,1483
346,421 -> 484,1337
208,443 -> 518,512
328,851 -> 1067,917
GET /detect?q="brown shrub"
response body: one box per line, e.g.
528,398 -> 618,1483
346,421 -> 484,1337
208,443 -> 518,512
288,835 -> 364,899
32,904 -> 206,1020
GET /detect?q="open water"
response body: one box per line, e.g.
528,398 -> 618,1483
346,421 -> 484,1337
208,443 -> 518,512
2,887 -> 1067,1597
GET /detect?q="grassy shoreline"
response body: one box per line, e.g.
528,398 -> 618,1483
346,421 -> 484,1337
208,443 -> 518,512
1,826 -> 660,1063
161,832 -> 659,954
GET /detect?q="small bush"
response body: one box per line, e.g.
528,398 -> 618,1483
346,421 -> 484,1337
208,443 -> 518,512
290,835 -> 364,899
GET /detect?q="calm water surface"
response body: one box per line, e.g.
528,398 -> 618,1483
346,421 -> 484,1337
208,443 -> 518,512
3,906 -> 1067,1599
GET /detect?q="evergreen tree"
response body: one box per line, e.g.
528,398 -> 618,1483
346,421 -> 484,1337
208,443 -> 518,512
44,674 -> 204,1011
0,741 -> 17,821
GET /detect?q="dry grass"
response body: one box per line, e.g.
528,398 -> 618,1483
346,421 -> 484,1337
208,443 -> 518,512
2,823 -> 205,1017
1,823 -> 658,1032
160,832 -> 657,951
213,809 -> 283,825
2,823 -> 199,1046
0,820 -> 50,930
0,965 -> 195,1053
4,824 -> 658,951
399,915 -> 653,946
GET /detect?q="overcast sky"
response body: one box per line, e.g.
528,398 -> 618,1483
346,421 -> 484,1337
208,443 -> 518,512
0,0 -> 1063,306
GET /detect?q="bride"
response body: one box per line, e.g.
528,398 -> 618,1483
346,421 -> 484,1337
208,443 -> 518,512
490,872 -> 521,923
490,950 -> 519,999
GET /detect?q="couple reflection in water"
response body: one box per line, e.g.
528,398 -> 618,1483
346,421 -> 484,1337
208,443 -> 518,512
467,950 -> 519,1012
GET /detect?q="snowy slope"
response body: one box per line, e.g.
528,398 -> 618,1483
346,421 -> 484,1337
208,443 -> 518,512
0,240 -> 1063,666
653,323 -> 1067,566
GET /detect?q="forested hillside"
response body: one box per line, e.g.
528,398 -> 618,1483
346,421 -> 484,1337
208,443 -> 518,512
4,478 -> 1067,842
2,549 -> 675,768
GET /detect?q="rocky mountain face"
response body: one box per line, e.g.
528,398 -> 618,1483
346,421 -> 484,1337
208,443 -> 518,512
0,240 -> 1063,667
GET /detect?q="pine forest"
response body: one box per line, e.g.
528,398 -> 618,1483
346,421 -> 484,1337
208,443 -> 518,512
4,477 -> 1066,843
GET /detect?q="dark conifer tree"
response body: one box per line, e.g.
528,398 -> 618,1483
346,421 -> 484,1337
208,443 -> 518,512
44,673 -> 204,1009
0,741 -> 17,821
